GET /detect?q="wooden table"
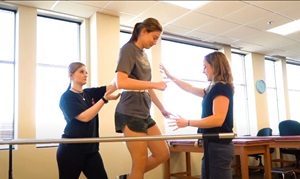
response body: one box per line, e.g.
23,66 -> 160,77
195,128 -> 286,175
270,136 -> 300,170
165,138 -> 273,179
268,136 -> 300,148
237,135 -> 300,172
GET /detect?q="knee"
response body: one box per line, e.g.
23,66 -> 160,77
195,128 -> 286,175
159,149 -> 170,163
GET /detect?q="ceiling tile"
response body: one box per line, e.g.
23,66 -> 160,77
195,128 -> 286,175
139,2 -> 190,25
168,11 -> 217,29
196,19 -> 240,35
53,1 -> 99,18
4,1 -> 56,10
103,1 -> 158,16
206,35 -> 238,46
163,24 -> 193,36
222,5 -> 271,25
246,13 -> 292,31
194,1 -> 249,19
70,1 -> 111,9
231,41 -> 267,53
279,42 -> 300,53
221,26 -> 262,41
244,1 -> 300,13
278,3 -> 300,20
242,31 -> 296,48
286,32 -> 300,41
185,30 -> 216,41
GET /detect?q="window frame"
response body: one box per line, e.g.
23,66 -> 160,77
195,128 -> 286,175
0,7 -> 16,150
35,13 -> 81,147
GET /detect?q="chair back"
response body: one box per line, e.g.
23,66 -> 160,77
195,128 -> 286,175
279,120 -> 300,136
257,127 -> 274,153
257,127 -> 272,136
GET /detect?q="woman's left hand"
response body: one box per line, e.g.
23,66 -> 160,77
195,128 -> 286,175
160,108 -> 172,118
168,114 -> 189,130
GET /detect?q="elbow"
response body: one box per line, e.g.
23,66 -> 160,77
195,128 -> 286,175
115,80 -> 125,89
75,114 -> 90,123
213,116 -> 226,127
216,119 -> 225,127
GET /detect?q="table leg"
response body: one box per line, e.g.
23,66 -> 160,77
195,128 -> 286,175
186,152 -> 192,176
165,159 -> 170,179
239,149 -> 249,179
263,146 -> 272,179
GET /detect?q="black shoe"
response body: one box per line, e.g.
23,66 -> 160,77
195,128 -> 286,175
117,174 -> 128,179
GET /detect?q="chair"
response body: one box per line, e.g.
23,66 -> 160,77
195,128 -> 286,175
248,127 -> 274,171
278,120 -> 300,168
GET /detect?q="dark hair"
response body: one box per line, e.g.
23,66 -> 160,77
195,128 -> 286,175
204,51 -> 234,91
66,62 -> 85,91
129,17 -> 162,43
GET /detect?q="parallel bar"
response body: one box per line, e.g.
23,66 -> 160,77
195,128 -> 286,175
8,145 -> 12,179
0,133 -> 235,145
3,133 -> 235,179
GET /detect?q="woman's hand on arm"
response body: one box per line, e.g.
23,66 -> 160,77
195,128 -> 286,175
75,81 -> 121,123
106,77 -> 118,93
75,92 -> 121,123
105,78 -> 121,101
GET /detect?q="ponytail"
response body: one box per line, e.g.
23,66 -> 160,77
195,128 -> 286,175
128,18 -> 162,43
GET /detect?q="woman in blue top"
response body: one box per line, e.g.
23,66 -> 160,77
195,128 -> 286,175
115,18 -> 170,179
57,62 -> 120,179
160,51 -> 234,179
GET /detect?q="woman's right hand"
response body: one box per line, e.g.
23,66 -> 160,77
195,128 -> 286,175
104,89 -> 121,101
155,81 -> 168,91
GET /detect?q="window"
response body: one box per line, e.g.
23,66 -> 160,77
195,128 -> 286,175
35,15 -> 81,146
286,63 -> 300,122
265,60 -> 280,134
161,42 -> 250,136
0,9 -> 15,149
161,39 -> 214,134
231,53 -> 250,136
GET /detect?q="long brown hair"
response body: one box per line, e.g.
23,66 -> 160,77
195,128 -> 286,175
66,62 -> 85,91
204,51 -> 234,92
129,17 -> 162,43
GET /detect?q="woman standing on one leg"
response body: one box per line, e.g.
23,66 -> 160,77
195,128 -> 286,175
115,18 -> 170,179
160,51 -> 235,179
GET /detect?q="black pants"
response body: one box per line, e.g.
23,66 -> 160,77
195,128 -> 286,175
56,146 -> 108,179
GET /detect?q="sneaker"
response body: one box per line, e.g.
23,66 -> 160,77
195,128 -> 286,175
116,174 -> 129,179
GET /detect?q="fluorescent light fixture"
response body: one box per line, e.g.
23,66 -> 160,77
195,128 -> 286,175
267,19 -> 300,36
161,1 -> 209,10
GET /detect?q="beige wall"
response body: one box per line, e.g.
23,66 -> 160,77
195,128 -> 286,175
0,2 -> 292,179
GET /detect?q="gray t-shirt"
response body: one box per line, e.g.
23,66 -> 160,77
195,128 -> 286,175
115,42 -> 152,119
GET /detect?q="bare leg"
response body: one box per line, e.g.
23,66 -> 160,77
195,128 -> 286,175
123,126 -> 148,179
145,124 -> 170,172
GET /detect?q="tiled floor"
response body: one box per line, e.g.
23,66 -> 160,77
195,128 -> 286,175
233,170 -> 300,179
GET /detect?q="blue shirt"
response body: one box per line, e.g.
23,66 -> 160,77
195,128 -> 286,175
198,82 -> 233,135
59,86 -> 106,152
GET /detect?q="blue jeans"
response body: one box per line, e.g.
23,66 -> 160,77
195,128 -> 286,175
201,141 -> 234,179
